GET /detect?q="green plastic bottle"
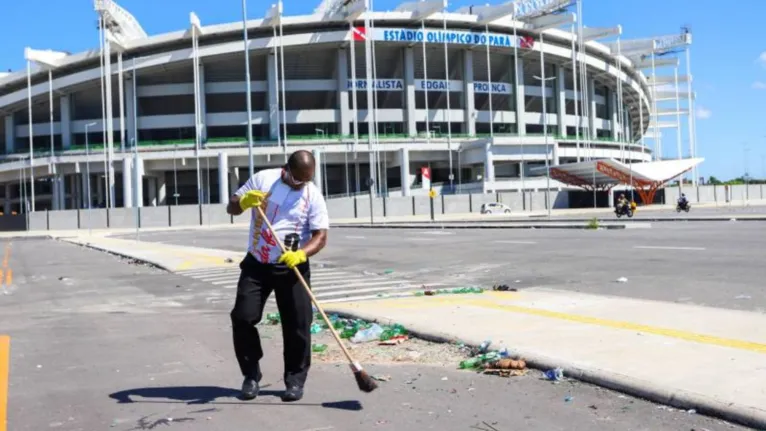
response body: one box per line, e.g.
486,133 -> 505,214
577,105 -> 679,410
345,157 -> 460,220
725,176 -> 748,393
311,343 -> 328,353
459,357 -> 482,369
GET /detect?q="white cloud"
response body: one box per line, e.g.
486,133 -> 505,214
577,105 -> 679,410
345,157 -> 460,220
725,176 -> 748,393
754,81 -> 766,90
695,106 -> 712,120
758,51 -> 766,66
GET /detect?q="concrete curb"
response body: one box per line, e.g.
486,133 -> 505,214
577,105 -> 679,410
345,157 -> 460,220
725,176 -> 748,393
332,223 -> 629,230
327,307 -> 766,430
59,238 -> 173,273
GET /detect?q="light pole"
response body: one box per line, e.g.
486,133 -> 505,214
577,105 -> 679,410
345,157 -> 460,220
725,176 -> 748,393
315,129 -> 328,195
533,69 -> 557,220
242,0 -> 254,178
743,142 -> 750,205
85,122 -> 96,234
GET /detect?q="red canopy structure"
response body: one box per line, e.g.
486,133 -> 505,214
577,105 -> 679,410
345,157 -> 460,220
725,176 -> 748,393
537,158 -> 703,204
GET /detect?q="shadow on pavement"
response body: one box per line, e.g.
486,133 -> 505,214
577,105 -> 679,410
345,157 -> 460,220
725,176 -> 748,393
109,386 -> 363,410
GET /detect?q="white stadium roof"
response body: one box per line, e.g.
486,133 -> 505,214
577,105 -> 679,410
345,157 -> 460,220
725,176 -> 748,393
537,157 -> 703,189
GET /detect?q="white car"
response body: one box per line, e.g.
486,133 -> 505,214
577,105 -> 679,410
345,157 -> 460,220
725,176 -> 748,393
480,202 -> 511,214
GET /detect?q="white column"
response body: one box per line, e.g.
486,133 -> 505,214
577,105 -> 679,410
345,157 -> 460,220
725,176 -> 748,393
122,157 -> 132,208
404,47 -> 417,137
60,96 -> 72,149
58,175 -> 67,210
556,65 -> 566,137
217,152 -> 229,204
4,115 -> 14,154
125,72 -> 136,146
52,174 -> 61,210
399,148 -> 410,196
463,49 -> 476,137
267,53 -> 279,140
157,174 -> 167,206
610,90 -> 619,139
133,157 -> 144,207
588,79 -> 597,138
197,62 -> 207,141
337,49 -> 350,137
515,60 -> 526,136
312,149 -> 323,193
485,142 -> 495,192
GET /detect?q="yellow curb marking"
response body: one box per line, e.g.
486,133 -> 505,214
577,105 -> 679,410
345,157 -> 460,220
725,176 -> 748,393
333,294 -> 766,354
0,335 -> 9,431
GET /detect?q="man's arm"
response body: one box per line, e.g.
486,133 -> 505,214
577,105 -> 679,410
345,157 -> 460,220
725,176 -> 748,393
302,229 -> 328,257
227,195 -> 244,216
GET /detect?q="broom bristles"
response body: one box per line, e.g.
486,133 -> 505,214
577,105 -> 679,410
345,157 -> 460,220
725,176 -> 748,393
351,361 -> 378,392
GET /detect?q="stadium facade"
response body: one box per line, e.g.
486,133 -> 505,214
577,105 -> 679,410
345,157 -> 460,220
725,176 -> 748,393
0,0 -> 697,213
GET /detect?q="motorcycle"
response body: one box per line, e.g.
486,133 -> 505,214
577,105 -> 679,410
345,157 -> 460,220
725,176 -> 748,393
676,201 -> 691,213
615,204 -> 634,218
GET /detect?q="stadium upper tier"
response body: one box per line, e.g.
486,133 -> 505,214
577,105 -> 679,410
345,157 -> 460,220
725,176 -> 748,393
0,10 -> 654,164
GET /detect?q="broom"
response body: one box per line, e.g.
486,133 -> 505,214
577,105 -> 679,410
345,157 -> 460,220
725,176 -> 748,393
255,207 -> 378,393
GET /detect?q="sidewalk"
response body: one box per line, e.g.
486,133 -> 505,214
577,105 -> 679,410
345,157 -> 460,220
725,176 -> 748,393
327,289 -> 766,428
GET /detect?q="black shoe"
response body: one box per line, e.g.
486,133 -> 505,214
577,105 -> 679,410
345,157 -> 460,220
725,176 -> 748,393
281,386 -> 304,402
240,377 -> 259,400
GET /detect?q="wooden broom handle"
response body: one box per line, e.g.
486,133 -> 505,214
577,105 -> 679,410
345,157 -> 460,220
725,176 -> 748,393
255,206 -> 356,364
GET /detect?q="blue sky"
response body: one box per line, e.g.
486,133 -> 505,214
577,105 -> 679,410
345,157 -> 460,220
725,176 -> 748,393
1,0 -> 763,180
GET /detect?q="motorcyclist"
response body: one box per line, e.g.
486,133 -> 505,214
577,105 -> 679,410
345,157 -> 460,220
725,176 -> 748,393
616,193 -> 628,211
677,193 -> 688,209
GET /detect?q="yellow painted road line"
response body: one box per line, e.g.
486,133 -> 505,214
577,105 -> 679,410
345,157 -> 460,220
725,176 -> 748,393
0,335 -> 9,431
334,293 -> 766,354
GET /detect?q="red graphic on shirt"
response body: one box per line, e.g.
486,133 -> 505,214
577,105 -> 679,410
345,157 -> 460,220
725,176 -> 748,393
261,227 -> 277,247
257,244 -> 271,263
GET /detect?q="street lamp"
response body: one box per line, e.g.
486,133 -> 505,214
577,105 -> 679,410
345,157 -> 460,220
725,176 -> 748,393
85,122 -> 97,234
242,0 -> 254,178
533,72 -> 556,220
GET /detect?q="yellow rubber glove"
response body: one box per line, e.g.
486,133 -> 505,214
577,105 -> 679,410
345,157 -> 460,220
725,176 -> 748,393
278,249 -> 307,269
239,190 -> 266,211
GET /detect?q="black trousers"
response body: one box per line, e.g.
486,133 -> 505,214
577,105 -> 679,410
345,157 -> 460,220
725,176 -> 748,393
230,252 -> 312,388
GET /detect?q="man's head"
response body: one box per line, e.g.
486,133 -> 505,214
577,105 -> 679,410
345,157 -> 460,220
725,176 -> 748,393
283,150 -> 316,190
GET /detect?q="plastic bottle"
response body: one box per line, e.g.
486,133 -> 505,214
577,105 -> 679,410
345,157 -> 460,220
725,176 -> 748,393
350,323 -> 384,343
459,357 -> 482,369
311,343 -> 328,353
310,323 -> 323,334
265,313 -> 281,324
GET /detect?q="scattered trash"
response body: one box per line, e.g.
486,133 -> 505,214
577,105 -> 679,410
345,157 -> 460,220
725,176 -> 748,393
36,364 -> 42,369
224,258 -> 234,263
730,218 -> 737,222
492,284 -> 518,292
58,276 -> 68,281
310,322 -> 323,334
687,409 -> 696,414
351,323 -> 384,343
379,335 -> 409,346
362,270 -> 377,276
311,344 -> 328,353
417,287 -> 484,296
735,294 -> 752,300
564,396 -> 573,403
544,368 -> 564,381
383,269 -> 394,275
616,277 -> 628,283
371,375 -> 391,382
479,340 -> 492,353
588,404 -> 598,410
441,377 -> 449,381
265,313 -> 281,324
514,280 -> 522,283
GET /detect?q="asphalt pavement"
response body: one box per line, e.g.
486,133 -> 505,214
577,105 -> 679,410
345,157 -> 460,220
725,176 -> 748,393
0,238 -> 747,430
118,220 -> 766,313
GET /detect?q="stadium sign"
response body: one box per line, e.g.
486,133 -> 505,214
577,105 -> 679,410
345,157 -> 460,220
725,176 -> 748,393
415,79 -> 462,92
354,27 -> 519,48
346,79 -> 404,91
473,82 -> 512,94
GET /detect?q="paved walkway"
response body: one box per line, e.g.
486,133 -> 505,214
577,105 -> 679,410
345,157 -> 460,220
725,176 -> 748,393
328,289 -> 766,429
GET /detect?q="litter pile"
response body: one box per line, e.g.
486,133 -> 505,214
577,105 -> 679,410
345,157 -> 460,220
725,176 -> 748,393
416,287 -> 484,296
457,340 -> 528,377
264,312 -> 410,353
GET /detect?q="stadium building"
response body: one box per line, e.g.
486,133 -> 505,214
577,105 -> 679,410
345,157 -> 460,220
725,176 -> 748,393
0,0 -> 698,213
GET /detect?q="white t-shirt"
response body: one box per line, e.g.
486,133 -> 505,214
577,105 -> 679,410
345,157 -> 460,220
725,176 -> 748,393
235,168 -> 329,264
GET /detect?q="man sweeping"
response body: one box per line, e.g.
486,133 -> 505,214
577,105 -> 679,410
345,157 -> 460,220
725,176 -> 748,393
226,150 -> 329,402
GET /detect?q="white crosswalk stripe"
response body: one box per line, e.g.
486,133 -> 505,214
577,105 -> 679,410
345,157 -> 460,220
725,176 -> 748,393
176,264 -> 451,305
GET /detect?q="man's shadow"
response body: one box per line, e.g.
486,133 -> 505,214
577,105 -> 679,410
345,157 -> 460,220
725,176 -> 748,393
108,386 -> 362,411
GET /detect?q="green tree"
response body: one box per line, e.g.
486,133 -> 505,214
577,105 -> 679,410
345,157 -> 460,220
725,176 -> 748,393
708,176 -> 721,185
